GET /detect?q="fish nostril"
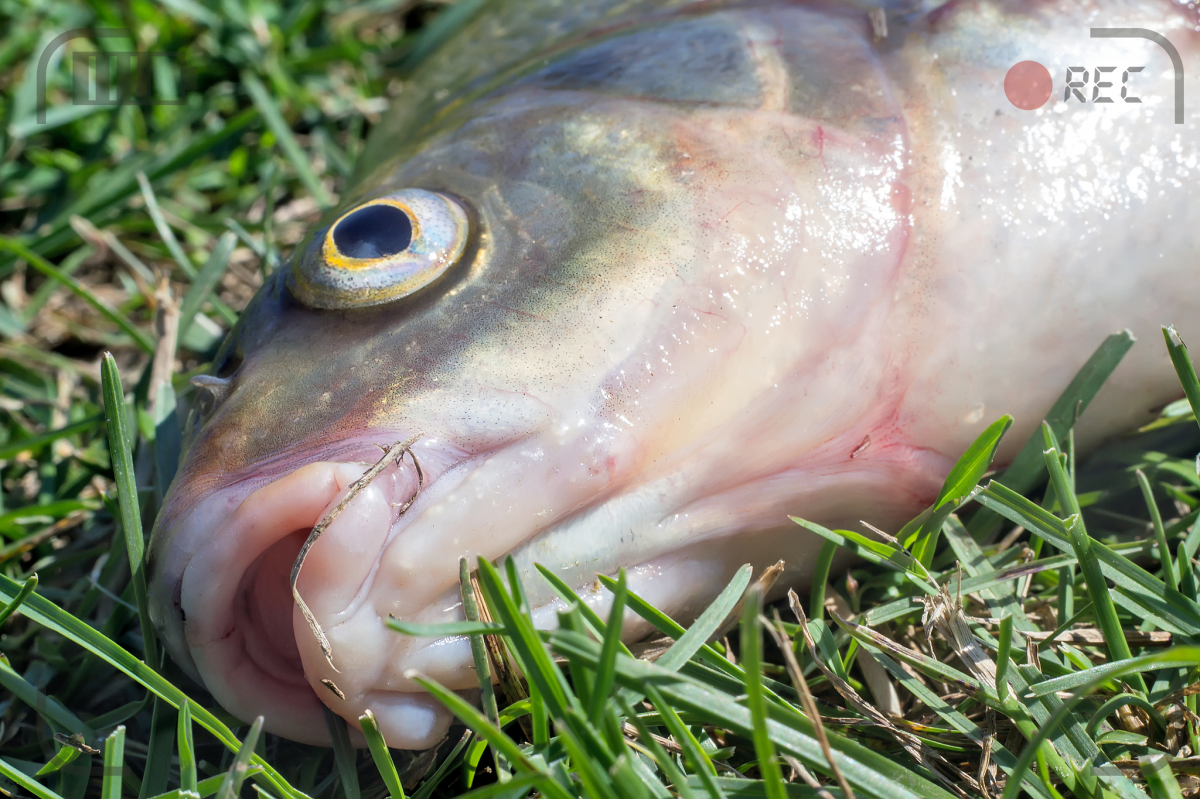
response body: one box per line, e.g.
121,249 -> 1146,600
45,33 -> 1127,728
331,204 -> 413,260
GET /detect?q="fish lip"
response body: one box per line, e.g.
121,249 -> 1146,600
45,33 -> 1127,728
156,433 -> 445,534
148,432 -> 481,744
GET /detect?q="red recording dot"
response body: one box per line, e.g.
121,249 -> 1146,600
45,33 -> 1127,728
1004,61 -> 1053,110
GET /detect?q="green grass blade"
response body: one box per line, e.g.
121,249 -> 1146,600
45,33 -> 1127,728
149,771 -> 263,799
971,330 -> 1135,539
996,614 -> 1013,702
647,563 -> 751,674
1026,647 -> 1200,697
906,414 -> 1012,565
0,653 -> 96,740
476,557 -> 573,718
830,613 -> 991,704
551,631 -> 959,799
866,650 -> 1053,799
594,572 -> 731,665
35,741 -> 81,777
0,233 -> 157,352
0,573 -> 37,627
0,756 -> 67,799
359,710 -> 405,799
1043,424 -> 1146,695
1141,753 -> 1186,799
1137,468 -> 1179,589
940,515 -> 1040,633
136,169 -> 237,329
437,774 -> 543,799
407,673 -> 574,799
0,573 -> 305,798
321,707 -> 360,799
863,551 -> 1074,626
135,171 -> 194,277
0,415 -> 102,461
460,557 -> 500,731
101,353 -> 159,670
810,541 -> 837,620
536,563 -> 610,638
621,699 -> 697,799
1085,694 -> 1165,738
177,699 -> 197,796
596,573 -> 799,709
741,588 -> 786,799
681,776 -> 845,797
555,722 -> 622,799
557,704 -> 620,771
177,232 -> 236,343
976,482 -> 1200,635
0,237 -> 156,352
215,716 -> 264,799
102,725 -> 125,799
386,618 -> 502,636
642,684 -> 726,799
789,518 -> 937,594
590,569 -> 627,723
139,698 -> 176,799
1163,326 -> 1200,435
998,699 -> 1077,799
241,73 -> 332,208
408,730 -> 475,799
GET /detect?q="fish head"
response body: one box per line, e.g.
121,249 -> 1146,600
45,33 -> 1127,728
148,6 -> 928,749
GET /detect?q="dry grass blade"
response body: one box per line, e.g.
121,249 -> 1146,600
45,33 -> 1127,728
149,279 -> 179,408
826,587 -> 900,716
469,565 -> 533,741
1018,629 -> 1172,646
921,572 -> 999,693
782,753 -> 836,799
766,609 -> 855,799
790,590 -> 981,798
717,559 -> 785,638
290,434 -> 423,673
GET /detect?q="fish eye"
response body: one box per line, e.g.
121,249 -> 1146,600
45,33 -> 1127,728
287,189 -> 469,309
332,204 -> 412,259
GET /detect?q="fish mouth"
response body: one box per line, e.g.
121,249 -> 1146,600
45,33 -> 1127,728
152,428 -> 633,749
152,436 -> 483,748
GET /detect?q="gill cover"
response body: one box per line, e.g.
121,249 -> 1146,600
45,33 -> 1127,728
288,189 -> 469,309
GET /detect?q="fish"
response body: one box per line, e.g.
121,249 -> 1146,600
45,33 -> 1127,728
147,0 -> 1200,749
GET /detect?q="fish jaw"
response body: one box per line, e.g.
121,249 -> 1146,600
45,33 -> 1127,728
151,390 -> 954,750
150,439 -> 471,747
153,406 -> 647,748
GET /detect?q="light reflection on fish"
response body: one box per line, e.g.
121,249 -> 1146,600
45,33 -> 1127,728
147,0 -> 1200,748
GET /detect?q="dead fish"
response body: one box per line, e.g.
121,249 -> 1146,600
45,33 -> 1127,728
148,0 -> 1200,748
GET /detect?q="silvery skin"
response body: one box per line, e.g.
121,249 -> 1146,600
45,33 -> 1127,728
147,0 -> 1200,748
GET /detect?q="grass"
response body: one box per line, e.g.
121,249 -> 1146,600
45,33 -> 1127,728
3,0 -> 1200,797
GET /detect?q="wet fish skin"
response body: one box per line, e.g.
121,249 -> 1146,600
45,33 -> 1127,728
148,0 -> 1200,748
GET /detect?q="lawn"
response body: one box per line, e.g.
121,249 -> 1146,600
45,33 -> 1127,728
3,1 -> 1200,797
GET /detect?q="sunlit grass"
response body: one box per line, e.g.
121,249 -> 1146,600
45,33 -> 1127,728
4,0 -> 1200,797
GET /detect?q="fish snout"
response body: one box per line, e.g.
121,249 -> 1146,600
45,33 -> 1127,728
152,441 -> 475,748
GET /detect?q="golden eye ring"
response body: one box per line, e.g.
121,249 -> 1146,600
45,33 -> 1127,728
288,189 -> 469,309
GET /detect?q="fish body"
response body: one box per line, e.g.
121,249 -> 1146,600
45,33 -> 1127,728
149,0 -> 1200,748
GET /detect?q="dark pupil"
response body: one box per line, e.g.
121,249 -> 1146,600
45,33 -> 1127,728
332,204 -> 413,259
